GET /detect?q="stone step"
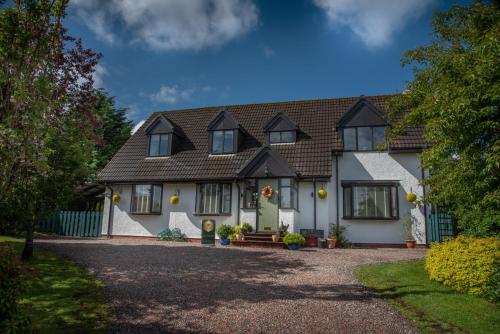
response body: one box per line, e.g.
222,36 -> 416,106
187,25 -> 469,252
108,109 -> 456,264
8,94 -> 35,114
231,240 -> 285,249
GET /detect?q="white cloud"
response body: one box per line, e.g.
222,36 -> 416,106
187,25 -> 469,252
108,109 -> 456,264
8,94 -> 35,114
149,85 -> 194,104
131,120 -> 146,135
72,0 -> 258,51
263,46 -> 275,58
313,0 -> 433,48
92,64 -> 108,89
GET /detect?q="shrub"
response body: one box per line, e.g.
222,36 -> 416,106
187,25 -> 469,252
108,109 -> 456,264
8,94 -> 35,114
0,246 -> 31,333
216,224 -> 234,239
425,235 -> 499,300
283,233 -> 306,246
157,228 -> 187,241
328,224 -> 351,248
233,225 -> 242,235
240,223 -> 253,234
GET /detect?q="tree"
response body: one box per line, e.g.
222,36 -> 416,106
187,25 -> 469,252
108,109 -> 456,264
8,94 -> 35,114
93,90 -> 132,171
389,1 -> 499,236
0,0 -> 100,259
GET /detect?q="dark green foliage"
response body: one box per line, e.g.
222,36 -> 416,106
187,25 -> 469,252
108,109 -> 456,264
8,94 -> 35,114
240,223 -> 253,235
93,90 -> 132,171
282,233 -> 306,246
216,224 -> 234,239
157,228 -> 187,242
0,246 -> 31,333
328,224 -> 351,248
388,1 -> 500,236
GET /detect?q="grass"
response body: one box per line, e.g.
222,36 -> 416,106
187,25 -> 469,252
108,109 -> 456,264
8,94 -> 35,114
0,236 -> 112,333
355,260 -> 499,334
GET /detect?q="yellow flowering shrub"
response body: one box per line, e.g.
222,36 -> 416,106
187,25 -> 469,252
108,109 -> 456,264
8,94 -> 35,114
425,236 -> 499,298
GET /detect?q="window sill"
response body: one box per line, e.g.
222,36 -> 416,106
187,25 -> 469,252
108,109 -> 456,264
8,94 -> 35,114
342,216 -> 398,221
193,213 -> 232,216
208,153 -> 235,157
129,212 -> 162,216
145,156 -> 170,160
270,142 -> 295,145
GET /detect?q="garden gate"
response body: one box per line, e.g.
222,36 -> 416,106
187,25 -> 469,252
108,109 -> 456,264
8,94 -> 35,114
428,206 -> 456,242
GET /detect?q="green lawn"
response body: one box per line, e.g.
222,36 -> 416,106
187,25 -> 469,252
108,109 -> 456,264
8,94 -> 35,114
355,260 -> 499,334
0,236 -> 111,333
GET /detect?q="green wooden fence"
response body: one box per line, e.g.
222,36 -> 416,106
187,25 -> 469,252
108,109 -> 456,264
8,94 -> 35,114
428,206 -> 456,243
37,211 -> 103,237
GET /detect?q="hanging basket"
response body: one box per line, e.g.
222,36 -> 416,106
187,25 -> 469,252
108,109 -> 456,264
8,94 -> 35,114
318,189 -> 327,199
406,192 -> 417,203
170,195 -> 180,205
261,185 -> 273,199
112,194 -> 121,203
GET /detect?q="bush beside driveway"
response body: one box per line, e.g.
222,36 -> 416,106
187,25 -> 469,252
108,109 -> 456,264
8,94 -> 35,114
38,238 -> 425,333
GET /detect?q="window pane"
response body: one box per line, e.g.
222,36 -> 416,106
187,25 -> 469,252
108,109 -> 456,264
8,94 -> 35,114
366,187 -> 377,216
223,131 -> 234,153
269,132 -> 280,144
280,187 -> 291,208
212,131 -> 223,153
151,185 -> 162,213
132,185 -> 151,213
343,128 -> 356,150
374,186 -> 389,218
372,127 -> 386,149
244,180 -> 257,208
280,178 -> 291,187
391,186 -> 398,218
149,135 -> 160,156
357,128 -> 372,151
343,187 -> 352,217
280,131 -> 294,143
158,135 -> 169,156
222,184 -> 231,213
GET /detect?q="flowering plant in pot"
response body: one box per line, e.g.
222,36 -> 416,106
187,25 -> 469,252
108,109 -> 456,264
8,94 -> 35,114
240,223 -> 253,236
216,224 -> 234,246
283,233 -> 306,250
327,225 -> 337,249
233,225 -> 244,241
401,214 -> 416,248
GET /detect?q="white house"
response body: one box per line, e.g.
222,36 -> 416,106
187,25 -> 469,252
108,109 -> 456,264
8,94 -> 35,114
98,95 -> 429,246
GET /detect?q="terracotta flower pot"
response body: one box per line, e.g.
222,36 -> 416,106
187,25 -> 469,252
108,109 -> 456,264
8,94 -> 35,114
305,236 -> 318,248
272,234 -> 280,242
327,238 -> 337,249
405,240 -> 416,248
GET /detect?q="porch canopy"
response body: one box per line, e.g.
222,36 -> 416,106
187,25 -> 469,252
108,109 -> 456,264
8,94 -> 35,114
237,146 -> 298,178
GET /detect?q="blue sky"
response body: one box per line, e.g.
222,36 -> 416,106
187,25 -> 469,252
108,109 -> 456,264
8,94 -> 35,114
64,0 -> 469,125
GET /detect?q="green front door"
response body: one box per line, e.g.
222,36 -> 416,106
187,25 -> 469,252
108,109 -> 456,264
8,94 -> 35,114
257,179 -> 279,232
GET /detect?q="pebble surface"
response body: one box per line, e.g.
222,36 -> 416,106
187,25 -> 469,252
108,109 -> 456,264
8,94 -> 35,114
37,238 -> 425,333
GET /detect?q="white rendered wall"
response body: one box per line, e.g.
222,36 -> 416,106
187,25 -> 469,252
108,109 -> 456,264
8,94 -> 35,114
296,181 -> 332,238
334,152 -> 427,244
103,183 -> 240,239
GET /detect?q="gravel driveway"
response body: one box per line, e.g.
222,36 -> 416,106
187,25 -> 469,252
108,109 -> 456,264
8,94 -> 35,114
37,238 -> 425,334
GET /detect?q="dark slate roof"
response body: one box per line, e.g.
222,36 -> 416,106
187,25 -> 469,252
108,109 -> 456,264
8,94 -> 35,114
98,95 -> 426,182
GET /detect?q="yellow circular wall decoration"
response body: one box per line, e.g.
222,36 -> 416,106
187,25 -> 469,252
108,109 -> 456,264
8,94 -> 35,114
112,194 -> 121,203
318,189 -> 327,199
406,192 -> 417,203
170,195 -> 180,205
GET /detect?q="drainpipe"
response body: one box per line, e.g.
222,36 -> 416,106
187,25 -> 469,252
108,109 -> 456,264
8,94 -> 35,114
236,181 -> 241,226
106,184 -> 114,238
313,179 -> 317,231
335,155 -> 340,230
421,159 -> 428,246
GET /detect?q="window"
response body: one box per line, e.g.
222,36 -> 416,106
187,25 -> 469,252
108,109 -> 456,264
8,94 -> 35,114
211,130 -> 234,154
130,184 -> 162,214
243,179 -> 257,209
343,126 -> 386,151
279,178 -> 298,209
343,183 -> 398,219
269,131 -> 295,144
197,183 -> 232,214
149,134 -> 170,156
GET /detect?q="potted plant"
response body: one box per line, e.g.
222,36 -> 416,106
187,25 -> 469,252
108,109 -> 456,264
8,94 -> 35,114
240,223 -> 253,236
327,232 -> 337,249
401,214 -> 416,248
271,234 -> 280,242
274,222 -> 289,243
233,225 -> 243,241
216,224 -> 234,246
283,233 -> 306,250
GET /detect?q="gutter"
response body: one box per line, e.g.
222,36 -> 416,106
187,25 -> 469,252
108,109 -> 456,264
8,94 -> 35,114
106,184 -> 114,238
421,158 -> 429,245
335,155 -> 340,230
236,181 -> 241,226
312,179 -> 317,231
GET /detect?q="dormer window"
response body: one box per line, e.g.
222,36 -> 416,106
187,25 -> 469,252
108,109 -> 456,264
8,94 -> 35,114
212,130 -> 234,154
337,98 -> 389,152
208,110 -> 244,155
144,115 -> 183,157
343,126 -> 386,151
263,112 -> 297,145
149,134 -> 170,156
269,131 -> 295,144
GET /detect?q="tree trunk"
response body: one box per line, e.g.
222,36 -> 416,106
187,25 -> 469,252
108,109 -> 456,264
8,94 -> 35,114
21,223 -> 34,260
